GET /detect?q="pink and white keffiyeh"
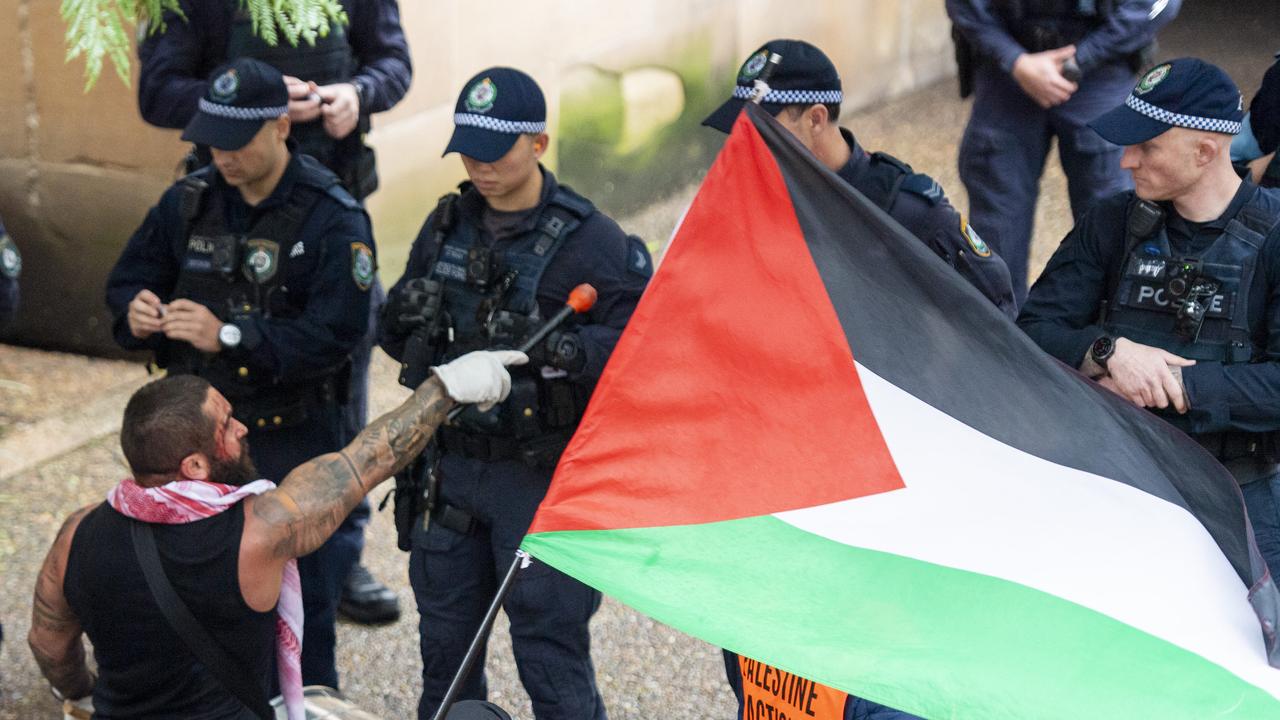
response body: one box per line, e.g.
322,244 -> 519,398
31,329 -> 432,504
108,477 -> 304,720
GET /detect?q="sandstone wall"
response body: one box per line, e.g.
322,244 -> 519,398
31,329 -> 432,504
0,0 -> 953,354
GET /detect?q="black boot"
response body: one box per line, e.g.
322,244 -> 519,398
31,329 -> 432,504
338,564 -> 401,625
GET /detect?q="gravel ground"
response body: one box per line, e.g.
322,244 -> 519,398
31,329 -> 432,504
2,4 -> 1277,717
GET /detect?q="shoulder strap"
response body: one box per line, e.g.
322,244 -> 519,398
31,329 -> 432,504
129,521 -> 274,720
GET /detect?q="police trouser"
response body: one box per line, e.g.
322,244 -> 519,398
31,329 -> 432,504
409,453 -> 606,720
249,398 -> 362,689
959,61 -> 1134,303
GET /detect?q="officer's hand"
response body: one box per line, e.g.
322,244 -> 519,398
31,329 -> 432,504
431,350 -> 529,411
127,289 -> 165,339
1102,338 -> 1194,413
284,76 -> 323,123
1011,46 -> 1079,108
161,299 -> 222,353
317,82 -> 361,140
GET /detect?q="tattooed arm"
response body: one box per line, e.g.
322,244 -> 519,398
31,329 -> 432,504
238,376 -> 454,609
29,505 -> 96,701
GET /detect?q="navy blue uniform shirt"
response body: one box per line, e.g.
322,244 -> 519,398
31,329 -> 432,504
382,167 -> 649,386
1018,181 -> 1280,436
138,0 -> 412,129
946,0 -> 1180,73
838,129 -> 1018,319
105,154 -> 373,382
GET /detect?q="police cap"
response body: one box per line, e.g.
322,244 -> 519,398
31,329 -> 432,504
1089,57 -> 1245,146
444,67 -> 547,163
702,39 -> 843,134
181,58 -> 289,151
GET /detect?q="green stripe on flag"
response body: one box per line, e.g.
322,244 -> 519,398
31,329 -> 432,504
522,516 -> 1279,719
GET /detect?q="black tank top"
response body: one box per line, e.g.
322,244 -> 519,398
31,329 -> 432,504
64,501 -> 275,719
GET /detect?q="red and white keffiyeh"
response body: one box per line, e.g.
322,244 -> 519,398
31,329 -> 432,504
108,477 -> 304,720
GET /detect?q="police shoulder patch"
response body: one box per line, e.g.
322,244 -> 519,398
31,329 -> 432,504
350,242 -> 375,291
0,233 -> 20,279
960,216 -> 992,258
243,239 -> 279,282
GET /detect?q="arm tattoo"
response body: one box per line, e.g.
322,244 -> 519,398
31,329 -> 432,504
255,376 -> 454,559
29,506 -> 95,700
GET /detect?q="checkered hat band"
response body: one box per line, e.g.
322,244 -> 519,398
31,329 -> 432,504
732,86 -> 843,105
198,98 -> 287,120
1125,95 -> 1242,135
453,113 -> 546,134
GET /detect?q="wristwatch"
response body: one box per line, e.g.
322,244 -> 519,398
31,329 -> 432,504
1090,334 -> 1116,369
218,322 -> 242,350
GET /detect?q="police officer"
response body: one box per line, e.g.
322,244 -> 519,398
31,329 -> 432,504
948,0 -> 1181,303
1232,53 -> 1280,188
703,38 -> 1018,319
137,0 -> 412,626
1018,58 -> 1280,576
379,67 -> 650,720
704,39 -> 937,720
0,214 -> 20,328
105,58 -> 375,689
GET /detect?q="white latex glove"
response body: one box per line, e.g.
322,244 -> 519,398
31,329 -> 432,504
63,696 -> 94,720
432,350 -> 528,411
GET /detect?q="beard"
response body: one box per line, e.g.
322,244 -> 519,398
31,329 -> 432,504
208,441 -> 258,486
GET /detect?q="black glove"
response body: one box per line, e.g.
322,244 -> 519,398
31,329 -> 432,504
537,330 -> 587,374
382,278 -> 442,337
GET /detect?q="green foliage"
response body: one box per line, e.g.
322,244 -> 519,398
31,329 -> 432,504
61,0 -> 348,91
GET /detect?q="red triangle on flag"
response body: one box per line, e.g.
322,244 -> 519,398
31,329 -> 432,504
529,112 -> 905,535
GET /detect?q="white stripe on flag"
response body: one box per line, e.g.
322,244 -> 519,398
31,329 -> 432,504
776,363 -> 1280,697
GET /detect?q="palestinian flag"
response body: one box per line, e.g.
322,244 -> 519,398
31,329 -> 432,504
520,105 -> 1280,718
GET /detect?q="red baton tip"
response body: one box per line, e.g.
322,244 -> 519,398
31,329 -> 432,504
567,284 -> 597,314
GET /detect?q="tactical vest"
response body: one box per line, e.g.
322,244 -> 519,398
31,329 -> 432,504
168,158 -> 356,422
226,5 -> 377,200
1104,195 -> 1278,365
431,185 -> 596,464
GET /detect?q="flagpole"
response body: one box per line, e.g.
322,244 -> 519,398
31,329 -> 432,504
430,550 -> 531,720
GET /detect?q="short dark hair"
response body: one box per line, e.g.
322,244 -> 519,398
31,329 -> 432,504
779,102 -> 842,123
120,375 -> 216,477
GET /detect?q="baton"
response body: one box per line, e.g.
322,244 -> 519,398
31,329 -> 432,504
445,283 -> 597,421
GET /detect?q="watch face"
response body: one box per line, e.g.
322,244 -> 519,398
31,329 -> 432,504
219,323 -> 242,348
1092,336 -> 1114,362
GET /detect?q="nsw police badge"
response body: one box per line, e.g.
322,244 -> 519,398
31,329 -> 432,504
466,78 -> 498,113
0,233 -> 20,279
1135,64 -> 1171,95
211,69 -> 240,104
351,242 -> 375,290
243,239 -> 279,283
740,50 -> 770,82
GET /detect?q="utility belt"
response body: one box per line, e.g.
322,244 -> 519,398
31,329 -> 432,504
438,426 -> 571,469
231,374 -> 346,432
167,358 -> 350,432
1200,431 -> 1280,466
1010,23 -> 1154,72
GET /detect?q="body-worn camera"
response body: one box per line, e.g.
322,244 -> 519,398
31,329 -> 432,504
1166,258 -> 1220,340
467,246 -> 499,288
